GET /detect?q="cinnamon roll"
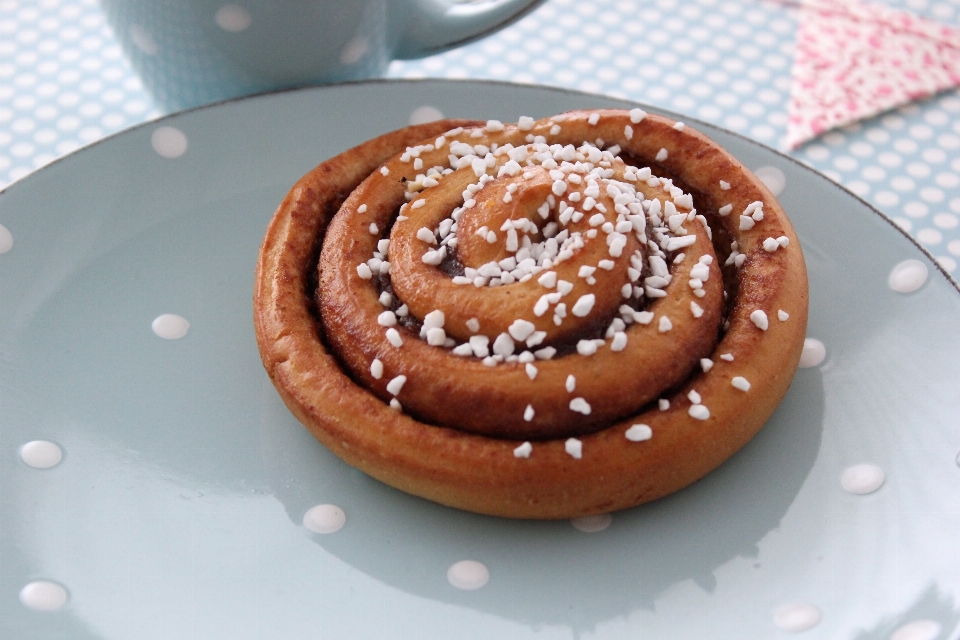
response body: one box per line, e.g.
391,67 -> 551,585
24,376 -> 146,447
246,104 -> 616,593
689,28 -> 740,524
254,110 -> 808,519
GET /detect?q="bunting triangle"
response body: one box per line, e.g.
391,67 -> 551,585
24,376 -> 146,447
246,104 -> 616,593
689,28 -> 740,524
786,0 -> 960,149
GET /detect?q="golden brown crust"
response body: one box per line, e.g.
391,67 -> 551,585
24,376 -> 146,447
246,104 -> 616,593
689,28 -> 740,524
254,111 -> 809,519
317,115 -> 727,438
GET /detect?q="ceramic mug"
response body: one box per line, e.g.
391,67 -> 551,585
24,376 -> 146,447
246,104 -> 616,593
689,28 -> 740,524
99,0 -> 540,112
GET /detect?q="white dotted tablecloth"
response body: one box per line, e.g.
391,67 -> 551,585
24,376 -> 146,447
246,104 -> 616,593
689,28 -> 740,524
2,0 -> 959,274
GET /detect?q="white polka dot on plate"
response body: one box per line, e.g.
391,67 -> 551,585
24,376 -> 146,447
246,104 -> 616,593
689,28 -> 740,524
447,560 -> 489,590
19,580 -> 68,611
772,602 -> 821,632
20,440 -> 62,469
571,513 -> 612,532
890,619 -> 941,640
753,165 -> 785,196
798,338 -> 825,368
0,223 -> 12,253
408,105 -> 444,126
888,259 -> 928,293
151,314 -> 190,339
151,126 -> 187,158
302,504 -> 345,534
214,4 -> 252,32
840,463 -> 885,495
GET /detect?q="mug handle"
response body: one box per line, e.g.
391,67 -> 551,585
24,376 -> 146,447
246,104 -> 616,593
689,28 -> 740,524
394,0 -> 542,59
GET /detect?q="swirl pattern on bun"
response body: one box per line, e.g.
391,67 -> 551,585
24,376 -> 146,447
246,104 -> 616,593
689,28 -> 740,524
255,110 -> 808,519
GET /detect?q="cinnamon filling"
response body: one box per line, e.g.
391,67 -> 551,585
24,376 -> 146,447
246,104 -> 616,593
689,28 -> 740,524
315,113 -> 732,440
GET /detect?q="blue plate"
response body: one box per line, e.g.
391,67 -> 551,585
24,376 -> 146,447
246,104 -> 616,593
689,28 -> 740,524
2,80 -> 959,639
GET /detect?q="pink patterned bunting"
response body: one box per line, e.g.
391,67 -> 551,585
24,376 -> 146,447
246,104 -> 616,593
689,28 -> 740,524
786,0 -> 960,149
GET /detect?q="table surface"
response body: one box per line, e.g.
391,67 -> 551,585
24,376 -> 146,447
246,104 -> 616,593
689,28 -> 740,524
1,0 -> 959,276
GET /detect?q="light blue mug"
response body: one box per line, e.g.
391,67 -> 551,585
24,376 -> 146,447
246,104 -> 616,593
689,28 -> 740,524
99,0 -> 540,112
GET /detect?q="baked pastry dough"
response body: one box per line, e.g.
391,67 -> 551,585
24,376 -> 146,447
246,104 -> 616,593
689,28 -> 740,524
254,110 -> 808,519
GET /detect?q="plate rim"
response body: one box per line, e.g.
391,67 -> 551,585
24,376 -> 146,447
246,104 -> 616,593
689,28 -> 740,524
2,76 -> 956,298
2,77 -> 960,638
